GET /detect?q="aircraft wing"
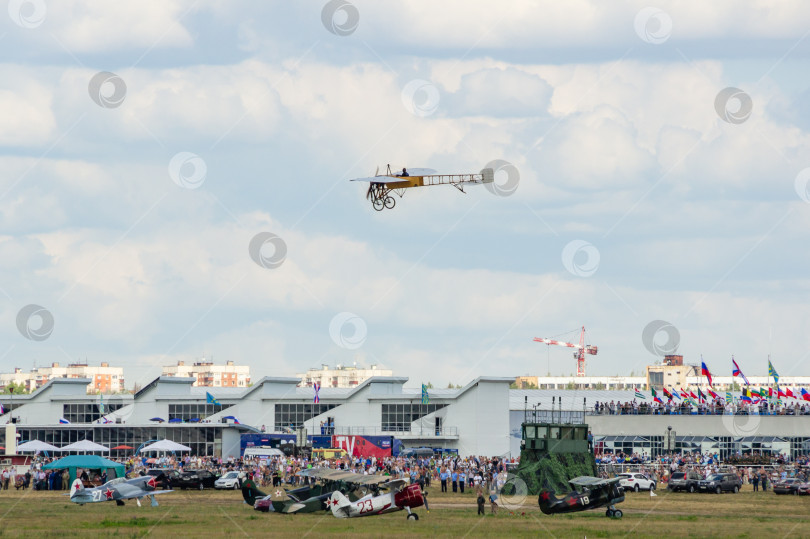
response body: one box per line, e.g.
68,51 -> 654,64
403,168 -> 437,176
568,476 -> 620,487
349,176 -> 404,184
380,479 -> 409,492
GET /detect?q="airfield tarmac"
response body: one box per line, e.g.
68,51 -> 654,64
0,486 -> 807,537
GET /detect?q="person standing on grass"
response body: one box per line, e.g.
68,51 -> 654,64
476,486 -> 486,515
440,467 -> 449,492
451,469 -> 458,493
459,469 -> 466,494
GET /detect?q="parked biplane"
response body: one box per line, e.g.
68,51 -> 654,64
244,468 -> 405,514
351,165 -> 495,211
328,480 -> 429,520
539,476 -> 625,518
69,476 -> 174,507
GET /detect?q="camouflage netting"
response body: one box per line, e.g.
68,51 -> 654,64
512,450 -> 597,495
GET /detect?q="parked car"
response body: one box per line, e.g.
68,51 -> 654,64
773,478 -> 803,495
214,471 -> 244,490
697,473 -> 741,494
667,471 -> 702,493
618,473 -> 656,492
796,482 -> 810,496
172,469 -> 218,490
399,447 -> 436,459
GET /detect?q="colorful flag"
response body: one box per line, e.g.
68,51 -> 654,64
651,387 -> 663,404
708,388 -> 720,400
313,382 -> 321,404
206,392 -> 221,406
732,357 -> 749,385
777,387 -> 786,399
422,384 -> 430,405
697,388 -> 706,402
662,387 -> 673,400
59,417 -> 70,424
701,360 -> 713,386
740,393 -> 752,403
768,359 -> 779,385
634,388 -> 646,400
786,387 -> 795,398
801,388 -> 810,402
689,390 -> 698,399
679,388 -> 689,399
725,391 -> 732,403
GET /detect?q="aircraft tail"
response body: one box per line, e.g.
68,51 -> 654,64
70,478 -> 85,498
538,489 -> 560,515
241,478 -> 267,506
329,491 -> 351,518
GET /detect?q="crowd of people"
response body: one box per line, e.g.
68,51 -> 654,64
590,399 -> 810,416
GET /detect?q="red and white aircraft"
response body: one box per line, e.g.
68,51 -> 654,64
328,481 -> 428,520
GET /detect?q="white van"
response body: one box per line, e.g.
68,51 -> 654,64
243,446 -> 285,459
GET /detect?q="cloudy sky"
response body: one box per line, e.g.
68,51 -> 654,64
2,1 -> 810,390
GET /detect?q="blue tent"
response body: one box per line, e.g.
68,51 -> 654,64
43,454 -> 125,484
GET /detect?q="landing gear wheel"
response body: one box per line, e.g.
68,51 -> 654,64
606,509 -> 614,517
407,513 -> 418,520
384,196 -> 395,209
612,509 -> 622,519
373,199 -> 384,211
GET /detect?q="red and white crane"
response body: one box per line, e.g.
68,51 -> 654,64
533,326 -> 598,377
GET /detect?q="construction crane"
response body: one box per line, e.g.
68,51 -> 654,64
533,326 -> 598,377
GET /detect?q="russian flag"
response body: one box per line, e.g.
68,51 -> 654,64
59,417 -> 70,424
732,358 -> 749,385
701,361 -> 713,386
801,388 -> 810,402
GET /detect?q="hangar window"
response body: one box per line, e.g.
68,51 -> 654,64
63,402 -> 124,424
168,403 -> 232,422
381,403 -> 447,432
274,403 -> 338,430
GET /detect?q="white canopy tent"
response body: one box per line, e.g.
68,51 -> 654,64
58,440 -> 109,452
139,439 -> 192,453
16,440 -> 60,453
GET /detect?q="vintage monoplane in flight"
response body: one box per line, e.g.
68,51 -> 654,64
351,165 -> 495,211
539,476 -> 625,519
328,480 -> 429,520
69,476 -> 174,507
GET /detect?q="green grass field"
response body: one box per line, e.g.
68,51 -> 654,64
0,485 -> 807,538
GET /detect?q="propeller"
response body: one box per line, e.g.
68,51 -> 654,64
422,490 -> 429,512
